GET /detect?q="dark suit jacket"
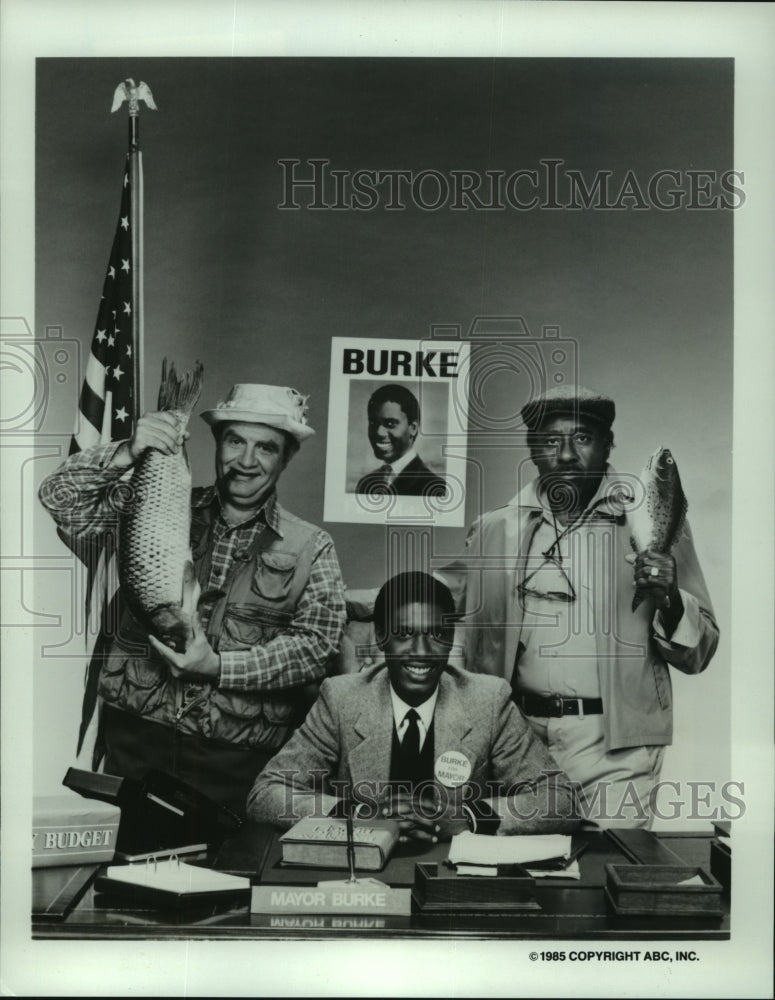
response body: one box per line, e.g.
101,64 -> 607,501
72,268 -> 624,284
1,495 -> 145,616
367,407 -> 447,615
356,454 -> 447,498
247,664 -> 578,835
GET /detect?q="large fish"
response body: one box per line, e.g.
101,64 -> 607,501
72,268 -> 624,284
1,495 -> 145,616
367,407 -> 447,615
120,359 -> 204,652
627,446 -> 688,612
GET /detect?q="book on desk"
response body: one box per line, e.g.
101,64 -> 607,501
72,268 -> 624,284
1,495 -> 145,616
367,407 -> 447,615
33,793 -> 121,869
279,816 -> 400,872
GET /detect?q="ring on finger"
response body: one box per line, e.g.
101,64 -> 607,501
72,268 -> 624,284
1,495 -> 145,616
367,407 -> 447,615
649,565 -> 659,578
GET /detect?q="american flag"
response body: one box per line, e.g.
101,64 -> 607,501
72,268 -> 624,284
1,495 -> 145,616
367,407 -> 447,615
71,156 -> 139,762
71,159 -> 136,453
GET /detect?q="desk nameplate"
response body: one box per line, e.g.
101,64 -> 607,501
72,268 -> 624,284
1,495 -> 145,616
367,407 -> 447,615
251,880 -> 412,916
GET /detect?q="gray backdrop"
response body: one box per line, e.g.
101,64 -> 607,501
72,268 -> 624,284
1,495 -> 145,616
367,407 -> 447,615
33,56 -> 732,803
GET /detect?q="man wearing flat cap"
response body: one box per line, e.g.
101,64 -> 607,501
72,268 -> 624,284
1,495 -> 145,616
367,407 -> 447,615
40,383 -> 346,817
439,385 -> 718,828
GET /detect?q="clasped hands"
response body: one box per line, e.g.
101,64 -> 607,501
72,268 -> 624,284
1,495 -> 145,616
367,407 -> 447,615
377,787 -> 469,844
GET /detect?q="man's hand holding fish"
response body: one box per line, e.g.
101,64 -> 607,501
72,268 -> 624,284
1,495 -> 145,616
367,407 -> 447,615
625,547 -> 683,627
116,409 -> 190,464
148,610 -> 220,679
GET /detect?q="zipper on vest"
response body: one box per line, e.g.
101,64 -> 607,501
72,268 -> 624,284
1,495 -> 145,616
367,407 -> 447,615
171,684 -> 209,774
173,683 -> 208,724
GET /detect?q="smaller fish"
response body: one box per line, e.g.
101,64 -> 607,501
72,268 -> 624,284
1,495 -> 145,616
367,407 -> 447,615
627,446 -> 688,612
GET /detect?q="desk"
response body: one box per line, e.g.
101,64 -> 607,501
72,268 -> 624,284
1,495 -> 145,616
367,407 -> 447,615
31,828 -> 729,940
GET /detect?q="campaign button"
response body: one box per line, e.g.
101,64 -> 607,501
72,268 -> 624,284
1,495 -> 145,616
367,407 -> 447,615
434,750 -> 472,787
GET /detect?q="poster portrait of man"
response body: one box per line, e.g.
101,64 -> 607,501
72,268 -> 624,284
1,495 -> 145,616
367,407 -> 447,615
352,382 -> 448,499
324,337 -> 469,525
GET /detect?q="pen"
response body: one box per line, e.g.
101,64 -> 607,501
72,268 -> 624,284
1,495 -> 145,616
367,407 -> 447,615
563,841 -> 588,869
345,799 -> 357,884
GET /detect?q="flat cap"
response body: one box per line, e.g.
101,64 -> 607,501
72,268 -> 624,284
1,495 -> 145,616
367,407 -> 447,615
520,385 -> 615,431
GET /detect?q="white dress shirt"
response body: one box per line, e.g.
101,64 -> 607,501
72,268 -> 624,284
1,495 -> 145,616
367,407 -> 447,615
381,446 -> 418,482
389,683 -> 438,751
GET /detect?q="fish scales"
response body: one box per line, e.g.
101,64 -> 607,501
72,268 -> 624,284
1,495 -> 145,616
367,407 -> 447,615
628,445 -> 688,612
120,359 -> 204,651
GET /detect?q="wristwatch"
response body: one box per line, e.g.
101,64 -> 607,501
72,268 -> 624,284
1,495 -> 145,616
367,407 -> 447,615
461,799 -> 501,835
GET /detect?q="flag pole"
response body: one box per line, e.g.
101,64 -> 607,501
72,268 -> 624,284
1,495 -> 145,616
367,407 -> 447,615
128,109 -> 144,421
112,77 -> 157,423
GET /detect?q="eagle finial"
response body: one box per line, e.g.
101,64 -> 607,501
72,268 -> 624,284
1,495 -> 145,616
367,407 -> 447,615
111,78 -> 158,115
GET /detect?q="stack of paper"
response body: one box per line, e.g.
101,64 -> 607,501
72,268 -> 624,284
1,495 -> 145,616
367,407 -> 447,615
448,832 -> 572,866
448,832 -> 581,880
94,860 -> 250,907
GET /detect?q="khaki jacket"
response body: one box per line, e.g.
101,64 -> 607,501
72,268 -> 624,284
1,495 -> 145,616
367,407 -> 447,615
438,472 -> 719,752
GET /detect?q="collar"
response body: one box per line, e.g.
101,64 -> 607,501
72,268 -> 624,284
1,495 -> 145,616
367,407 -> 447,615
192,485 -> 284,537
386,447 -> 417,477
514,464 -> 628,524
389,682 -> 439,733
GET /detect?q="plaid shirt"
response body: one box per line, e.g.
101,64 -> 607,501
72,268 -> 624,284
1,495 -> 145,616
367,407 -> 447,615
39,442 -> 346,691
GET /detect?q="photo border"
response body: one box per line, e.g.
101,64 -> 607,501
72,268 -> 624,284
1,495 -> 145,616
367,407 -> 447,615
2,2 -> 773,997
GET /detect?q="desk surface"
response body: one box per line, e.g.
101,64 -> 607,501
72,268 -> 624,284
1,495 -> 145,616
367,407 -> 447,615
32,828 -> 730,941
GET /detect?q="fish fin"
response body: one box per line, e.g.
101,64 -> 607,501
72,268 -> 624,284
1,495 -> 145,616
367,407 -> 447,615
180,559 -> 201,616
157,358 -> 204,415
676,492 -> 688,538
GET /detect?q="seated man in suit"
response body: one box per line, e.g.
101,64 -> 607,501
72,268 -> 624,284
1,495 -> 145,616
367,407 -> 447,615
247,572 -> 578,840
355,384 -> 447,498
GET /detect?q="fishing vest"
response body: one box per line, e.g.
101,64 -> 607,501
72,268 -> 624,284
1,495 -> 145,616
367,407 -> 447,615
98,494 -> 321,751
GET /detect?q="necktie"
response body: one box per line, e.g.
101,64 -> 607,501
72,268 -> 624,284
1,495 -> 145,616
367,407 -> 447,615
367,464 -> 394,496
402,708 -> 421,761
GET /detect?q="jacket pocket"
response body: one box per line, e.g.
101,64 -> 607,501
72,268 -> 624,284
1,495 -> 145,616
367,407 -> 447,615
210,689 -> 295,724
251,550 -> 297,601
259,697 -> 297,724
222,603 -> 294,648
649,657 -> 672,711
100,655 -> 166,714
207,691 -> 297,749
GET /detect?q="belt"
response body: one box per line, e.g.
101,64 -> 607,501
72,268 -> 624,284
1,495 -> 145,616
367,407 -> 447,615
515,693 -> 604,718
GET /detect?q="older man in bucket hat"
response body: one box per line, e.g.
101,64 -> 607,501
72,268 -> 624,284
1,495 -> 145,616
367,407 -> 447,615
438,385 -> 718,829
40,382 -> 346,817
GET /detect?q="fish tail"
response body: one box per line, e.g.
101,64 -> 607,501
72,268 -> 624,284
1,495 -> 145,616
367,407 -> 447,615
631,589 -> 646,613
157,358 -> 204,416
